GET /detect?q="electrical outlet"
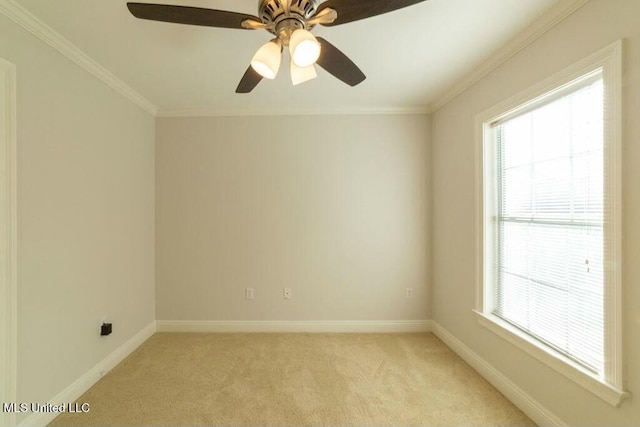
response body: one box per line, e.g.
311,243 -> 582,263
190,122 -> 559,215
284,288 -> 292,300
246,288 -> 254,300
101,323 -> 113,336
99,315 -> 112,336
406,288 -> 414,299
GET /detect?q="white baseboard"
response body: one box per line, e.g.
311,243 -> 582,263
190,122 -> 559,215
18,321 -> 156,427
157,319 -> 433,333
13,320 -> 564,426
431,321 -> 567,427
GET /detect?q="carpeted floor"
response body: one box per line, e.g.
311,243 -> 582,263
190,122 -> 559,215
50,333 -> 535,426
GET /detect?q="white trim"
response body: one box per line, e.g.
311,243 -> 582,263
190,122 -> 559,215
0,0 -> 158,116
17,322 -> 157,427
0,0 -> 589,118
431,0 -> 590,112
474,311 -> 629,407
157,106 -> 431,118
431,321 -> 568,427
602,38 -> 624,389
0,57 -> 17,427
156,320 -> 432,333
474,40 -> 627,407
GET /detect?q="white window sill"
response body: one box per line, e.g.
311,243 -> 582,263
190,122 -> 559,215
473,310 -> 630,407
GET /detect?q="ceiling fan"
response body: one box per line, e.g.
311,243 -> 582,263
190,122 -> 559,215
127,0 -> 428,93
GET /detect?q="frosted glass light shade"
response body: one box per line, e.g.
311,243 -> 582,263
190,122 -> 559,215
251,41 -> 281,79
289,29 -> 321,67
290,61 -> 317,86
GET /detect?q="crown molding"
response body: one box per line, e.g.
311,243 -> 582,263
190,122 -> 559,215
430,0 -> 590,112
0,0 -> 158,116
0,0 -> 429,119
157,106 -> 432,118
1,0 -> 587,118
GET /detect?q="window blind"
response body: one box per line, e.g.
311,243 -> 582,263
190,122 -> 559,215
495,76 -> 605,373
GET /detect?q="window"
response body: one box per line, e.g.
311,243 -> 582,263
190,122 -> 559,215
496,73 -> 604,372
475,41 -> 627,406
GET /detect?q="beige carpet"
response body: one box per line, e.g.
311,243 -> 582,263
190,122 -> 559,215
50,333 -> 535,426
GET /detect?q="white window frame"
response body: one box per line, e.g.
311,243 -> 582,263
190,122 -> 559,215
474,40 -> 628,407
0,57 -> 18,427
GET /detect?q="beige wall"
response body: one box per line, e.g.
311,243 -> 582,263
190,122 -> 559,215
0,13 -> 156,416
156,114 -> 431,321
432,0 -> 639,425
15,0 -> 639,423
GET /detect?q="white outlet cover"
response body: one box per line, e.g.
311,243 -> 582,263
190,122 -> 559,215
284,288 -> 292,299
246,288 -> 254,300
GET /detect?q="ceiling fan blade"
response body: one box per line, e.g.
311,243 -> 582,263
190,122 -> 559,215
315,37 -> 366,87
127,3 -> 261,29
317,0 -> 428,26
236,66 -> 264,94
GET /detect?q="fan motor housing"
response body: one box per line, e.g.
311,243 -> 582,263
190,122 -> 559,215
259,0 -> 319,35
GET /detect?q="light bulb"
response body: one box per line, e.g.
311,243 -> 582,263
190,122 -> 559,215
250,41 -> 282,79
289,29 -> 321,68
290,61 -> 317,86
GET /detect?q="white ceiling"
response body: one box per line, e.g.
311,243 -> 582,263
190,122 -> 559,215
13,0 -> 561,114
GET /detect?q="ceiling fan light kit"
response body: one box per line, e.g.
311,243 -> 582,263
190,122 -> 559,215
251,40 -> 282,79
126,0 -> 429,93
289,29 -> 321,68
291,61 -> 318,86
